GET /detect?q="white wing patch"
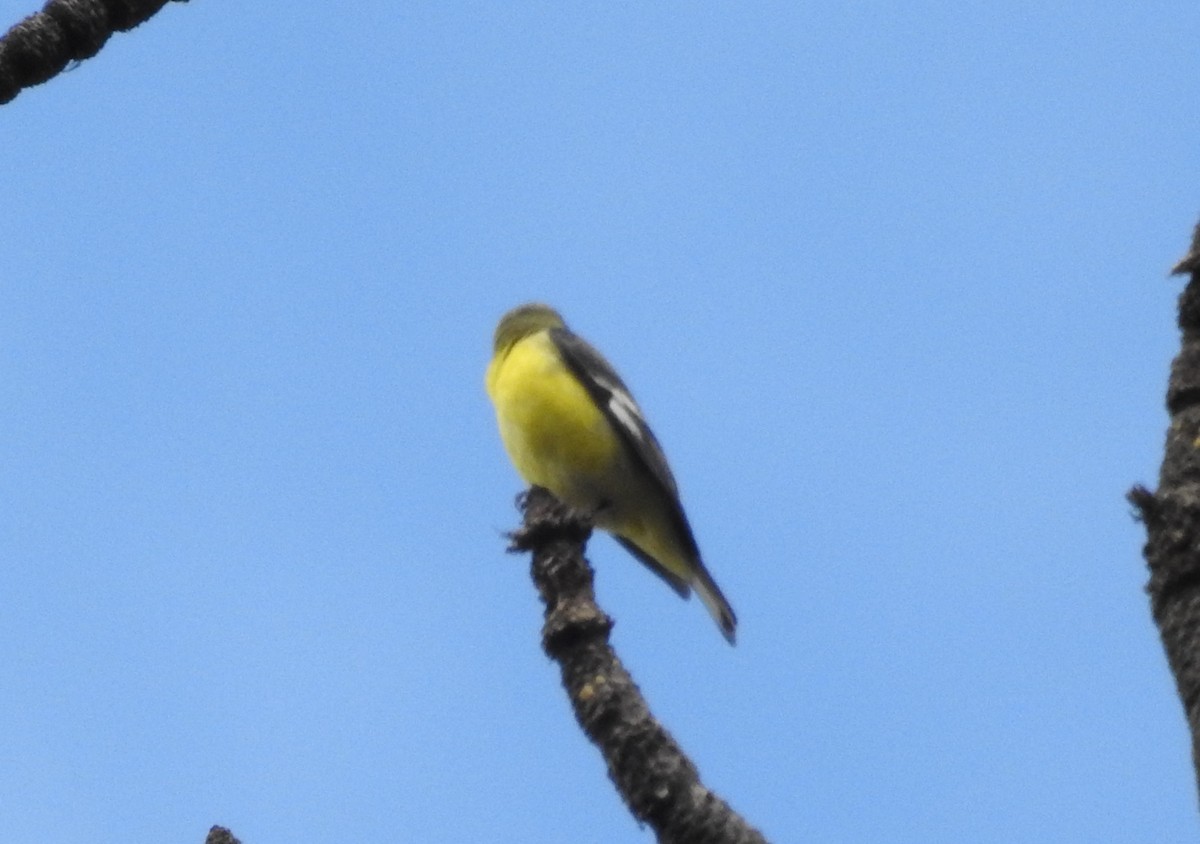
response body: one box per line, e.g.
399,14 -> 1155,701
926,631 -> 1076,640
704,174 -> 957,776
596,375 -> 646,442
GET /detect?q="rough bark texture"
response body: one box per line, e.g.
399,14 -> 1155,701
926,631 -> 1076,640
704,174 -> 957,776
0,0 -> 184,105
510,486 -> 768,844
204,826 -> 240,844
1130,220 -> 1200,804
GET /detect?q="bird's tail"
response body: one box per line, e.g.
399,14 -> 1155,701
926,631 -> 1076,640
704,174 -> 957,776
692,565 -> 737,645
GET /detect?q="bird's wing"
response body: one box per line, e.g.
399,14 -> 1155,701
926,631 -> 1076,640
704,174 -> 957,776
549,327 -> 701,558
551,326 -> 738,644
550,327 -> 680,493
614,536 -> 690,597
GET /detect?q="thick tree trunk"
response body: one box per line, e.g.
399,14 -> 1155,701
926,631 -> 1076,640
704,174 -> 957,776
1129,220 -> 1200,805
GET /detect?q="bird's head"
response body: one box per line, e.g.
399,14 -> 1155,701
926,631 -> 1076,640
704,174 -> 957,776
493,303 -> 566,354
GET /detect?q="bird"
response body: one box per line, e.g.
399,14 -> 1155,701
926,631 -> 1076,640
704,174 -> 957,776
485,302 -> 737,644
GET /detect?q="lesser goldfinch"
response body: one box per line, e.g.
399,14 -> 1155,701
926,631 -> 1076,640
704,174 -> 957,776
486,303 -> 737,644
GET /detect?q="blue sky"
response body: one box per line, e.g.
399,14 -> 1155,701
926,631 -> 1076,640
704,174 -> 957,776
3,3 -> 1198,841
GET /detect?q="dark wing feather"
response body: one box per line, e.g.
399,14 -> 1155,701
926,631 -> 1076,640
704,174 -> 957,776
615,537 -> 691,598
550,327 -> 703,565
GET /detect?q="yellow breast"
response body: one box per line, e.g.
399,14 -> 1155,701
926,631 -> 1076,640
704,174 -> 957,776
486,331 -> 620,504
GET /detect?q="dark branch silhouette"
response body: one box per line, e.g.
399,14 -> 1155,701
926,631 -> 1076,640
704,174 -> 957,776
0,0 -> 185,106
204,827 -> 241,844
1130,219 -> 1200,804
509,486 -> 768,844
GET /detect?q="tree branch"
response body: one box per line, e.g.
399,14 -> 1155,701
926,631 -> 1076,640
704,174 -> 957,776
510,486 -> 768,844
204,826 -> 241,844
1129,219 -> 1200,804
0,0 -> 185,106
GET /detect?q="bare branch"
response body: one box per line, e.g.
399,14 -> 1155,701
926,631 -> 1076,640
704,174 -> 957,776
510,486 -> 768,844
204,826 -> 241,844
0,0 -> 185,106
